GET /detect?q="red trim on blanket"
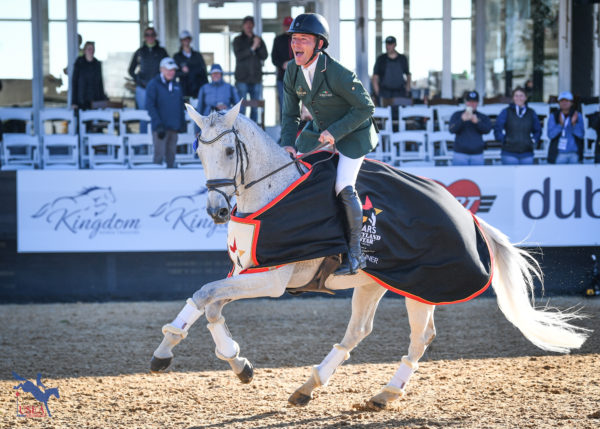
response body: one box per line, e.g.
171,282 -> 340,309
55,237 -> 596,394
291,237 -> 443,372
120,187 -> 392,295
363,215 -> 494,306
245,158 -> 313,220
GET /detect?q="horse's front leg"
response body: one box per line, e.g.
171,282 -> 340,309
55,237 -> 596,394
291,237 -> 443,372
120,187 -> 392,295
367,298 -> 436,410
288,280 -> 387,406
150,265 -> 295,374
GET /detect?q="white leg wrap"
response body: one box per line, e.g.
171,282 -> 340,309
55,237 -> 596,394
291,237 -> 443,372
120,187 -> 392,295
172,298 -> 203,332
207,317 -> 239,360
316,344 -> 350,386
389,357 -> 417,390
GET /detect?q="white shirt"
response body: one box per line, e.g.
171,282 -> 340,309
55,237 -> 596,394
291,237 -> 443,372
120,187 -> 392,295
301,55 -> 319,90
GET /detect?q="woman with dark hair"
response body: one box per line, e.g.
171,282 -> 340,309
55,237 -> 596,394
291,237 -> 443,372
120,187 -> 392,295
493,87 -> 542,165
71,41 -> 108,110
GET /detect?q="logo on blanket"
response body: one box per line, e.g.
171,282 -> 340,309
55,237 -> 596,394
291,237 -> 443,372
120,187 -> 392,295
437,180 -> 496,214
360,195 -> 383,264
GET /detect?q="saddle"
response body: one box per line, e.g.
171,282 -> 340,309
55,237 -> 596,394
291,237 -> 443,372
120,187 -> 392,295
286,254 -> 342,296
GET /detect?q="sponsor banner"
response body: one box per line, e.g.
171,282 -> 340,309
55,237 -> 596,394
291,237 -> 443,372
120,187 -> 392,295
403,165 -> 600,246
17,170 -> 227,252
17,165 -> 600,252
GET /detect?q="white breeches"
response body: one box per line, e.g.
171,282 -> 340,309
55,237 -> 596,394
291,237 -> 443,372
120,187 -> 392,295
335,153 -> 365,195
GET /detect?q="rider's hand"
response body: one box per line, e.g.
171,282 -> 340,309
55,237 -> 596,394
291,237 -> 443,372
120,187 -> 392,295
318,130 -> 335,147
283,146 -> 297,156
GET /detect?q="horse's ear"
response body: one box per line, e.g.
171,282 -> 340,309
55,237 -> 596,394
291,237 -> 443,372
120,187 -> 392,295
223,99 -> 243,129
185,103 -> 208,132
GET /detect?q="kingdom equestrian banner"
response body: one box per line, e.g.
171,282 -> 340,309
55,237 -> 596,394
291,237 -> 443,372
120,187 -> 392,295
17,169 -> 227,252
17,164 -> 599,252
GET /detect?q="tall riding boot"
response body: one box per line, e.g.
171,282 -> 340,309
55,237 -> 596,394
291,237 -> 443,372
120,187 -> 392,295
335,186 -> 367,276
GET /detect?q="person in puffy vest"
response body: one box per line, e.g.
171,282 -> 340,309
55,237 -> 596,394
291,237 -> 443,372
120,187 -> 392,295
494,87 -> 542,165
279,13 -> 378,276
547,91 -> 585,164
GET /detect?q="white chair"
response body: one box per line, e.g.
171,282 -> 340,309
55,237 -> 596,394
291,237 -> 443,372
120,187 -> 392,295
79,109 -> 117,168
1,134 -> 40,170
39,108 -> 76,135
427,131 -> 454,166
398,105 -> 434,133
179,111 -> 197,138
119,109 -> 152,136
126,134 -> 165,169
175,133 -> 201,168
434,105 -> 462,132
583,128 -> 598,163
478,104 -> 506,148
391,131 -> 430,166
42,135 -> 79,169
368,106 -> 393,162
0,107 -> 34,135
87,135 -> 127,169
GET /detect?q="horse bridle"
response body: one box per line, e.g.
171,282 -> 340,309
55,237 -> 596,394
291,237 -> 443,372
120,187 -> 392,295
194,127 -> 249,211
194,127 -> 332,211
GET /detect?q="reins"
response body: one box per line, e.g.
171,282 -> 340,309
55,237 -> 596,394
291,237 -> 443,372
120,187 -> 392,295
194,127 -> 334,210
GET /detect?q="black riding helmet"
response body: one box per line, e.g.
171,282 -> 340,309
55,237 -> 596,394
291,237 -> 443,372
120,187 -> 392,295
287,13 -> 329,49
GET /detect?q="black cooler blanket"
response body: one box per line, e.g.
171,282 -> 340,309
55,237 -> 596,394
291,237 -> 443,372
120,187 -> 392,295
233,152 -> 493,305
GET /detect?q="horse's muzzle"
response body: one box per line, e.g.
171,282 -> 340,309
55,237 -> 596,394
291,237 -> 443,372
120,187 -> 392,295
207,206 -> 230,224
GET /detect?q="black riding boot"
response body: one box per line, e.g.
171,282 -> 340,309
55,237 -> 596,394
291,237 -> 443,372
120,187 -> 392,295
335,186 -> 367,276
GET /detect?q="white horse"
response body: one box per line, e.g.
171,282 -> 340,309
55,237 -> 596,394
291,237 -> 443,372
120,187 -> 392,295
151,101 -> 589,410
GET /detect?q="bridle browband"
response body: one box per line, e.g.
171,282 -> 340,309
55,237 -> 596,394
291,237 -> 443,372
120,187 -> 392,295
195,127 -> 333,212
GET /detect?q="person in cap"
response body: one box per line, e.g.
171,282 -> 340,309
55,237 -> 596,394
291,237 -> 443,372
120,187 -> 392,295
195,63 -> 239,117
233,16 -> 268,122
547,91 -> 585,164
173,30 -> 209,98
128,27 -> 168,110
372,35 -> 411,105
271,16 -> 295,122
145,57 -> 185,168
448,90 -> 492,165
280,13 -> 378,275
494,87 -> 542,165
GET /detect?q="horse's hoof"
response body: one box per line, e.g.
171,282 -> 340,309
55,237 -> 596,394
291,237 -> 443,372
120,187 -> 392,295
150,356 -> 172,372
366,399 -> 387,411
288,390 -> 312,406
236,360 -> 254,384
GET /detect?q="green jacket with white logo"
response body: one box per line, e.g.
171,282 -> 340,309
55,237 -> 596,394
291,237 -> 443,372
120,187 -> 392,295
280,53 -> 378,159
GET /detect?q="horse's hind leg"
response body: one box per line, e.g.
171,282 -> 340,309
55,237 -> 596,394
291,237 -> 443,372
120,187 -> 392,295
288,281 -> 386,406
367,298 -> 436,410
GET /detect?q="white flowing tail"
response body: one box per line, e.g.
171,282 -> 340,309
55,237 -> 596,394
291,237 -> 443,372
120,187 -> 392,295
477,217 -> 589,353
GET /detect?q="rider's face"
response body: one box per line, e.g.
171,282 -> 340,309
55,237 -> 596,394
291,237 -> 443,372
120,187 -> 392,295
291,33 -> 319,65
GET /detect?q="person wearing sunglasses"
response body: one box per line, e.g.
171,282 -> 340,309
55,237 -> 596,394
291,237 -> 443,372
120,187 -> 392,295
128,27 -> 168,132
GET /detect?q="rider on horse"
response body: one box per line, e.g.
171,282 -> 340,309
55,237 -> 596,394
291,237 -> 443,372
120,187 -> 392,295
279,13 -> 378,275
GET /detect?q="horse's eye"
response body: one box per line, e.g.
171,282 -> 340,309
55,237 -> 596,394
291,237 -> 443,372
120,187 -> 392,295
225,147 -> 235,157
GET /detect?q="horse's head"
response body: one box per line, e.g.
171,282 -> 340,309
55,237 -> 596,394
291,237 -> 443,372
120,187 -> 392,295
186,101 -> 244,224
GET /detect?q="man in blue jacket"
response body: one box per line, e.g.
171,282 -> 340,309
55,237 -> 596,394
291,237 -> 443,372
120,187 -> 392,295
448,91 -> 492,165
146,57 -> 184,168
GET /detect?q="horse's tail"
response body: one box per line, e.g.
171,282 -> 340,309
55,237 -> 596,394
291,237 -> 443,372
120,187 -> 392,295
477,216 -> 589,353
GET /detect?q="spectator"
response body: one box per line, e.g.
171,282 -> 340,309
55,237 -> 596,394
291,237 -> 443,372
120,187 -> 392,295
195,64 -> 239,117
128,27 -> 168,111
372,36 -> 411,105
173,30 -> 209,99
494,87 -> 542,165
145,58 -> 184,168
70,41 -> 108,110
271,16 -> 294,121
233,16 -> 268,122
547,91 -> 585,164
448,91 -> 492,166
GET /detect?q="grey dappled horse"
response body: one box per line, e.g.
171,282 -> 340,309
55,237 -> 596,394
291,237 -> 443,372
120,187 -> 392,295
150,101 -> 589,410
